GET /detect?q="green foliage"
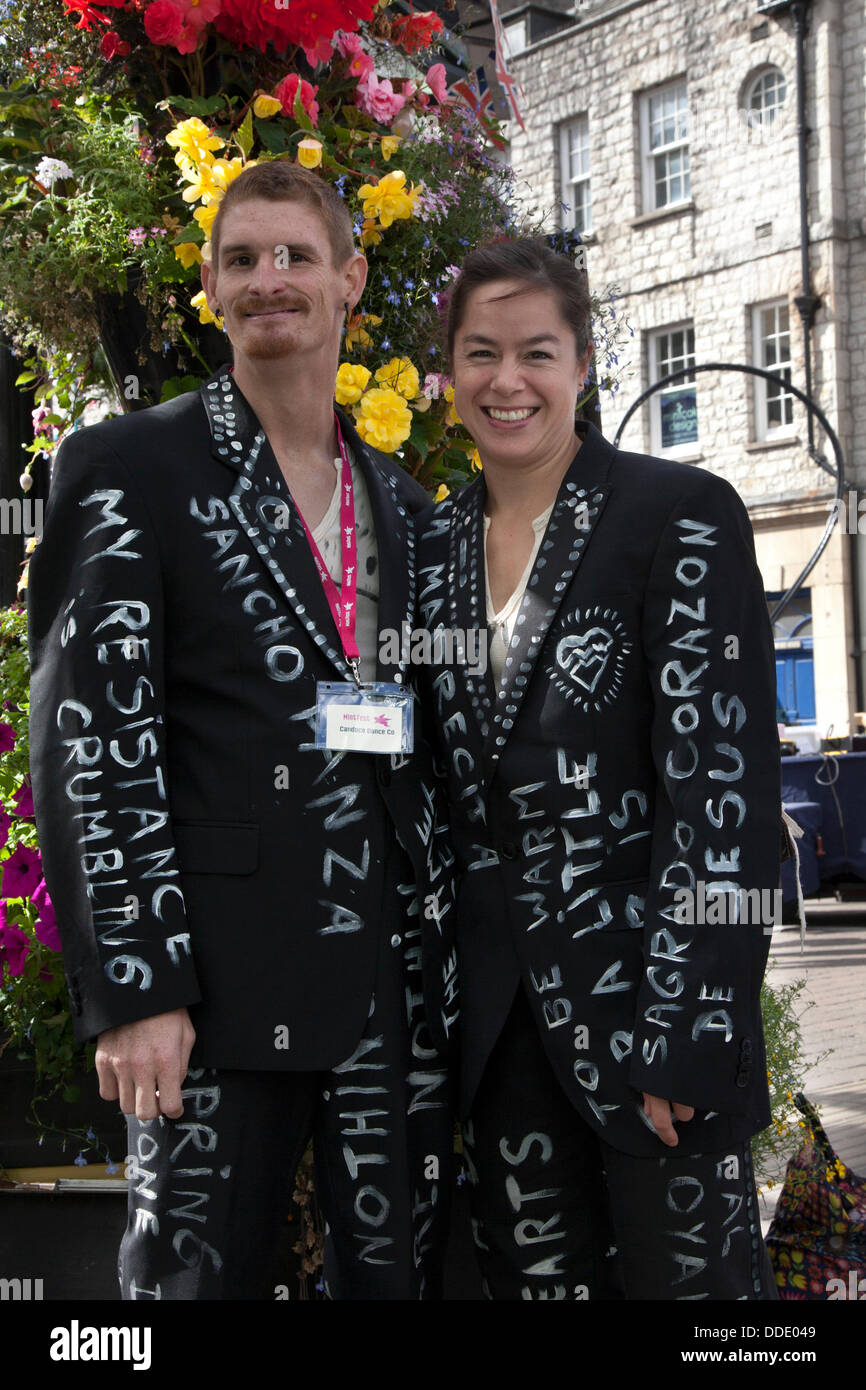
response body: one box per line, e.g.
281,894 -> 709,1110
753,970 -> 824,1184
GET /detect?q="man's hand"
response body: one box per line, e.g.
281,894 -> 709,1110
96,1008 -> 196,1121
642,1092 -> 695,1147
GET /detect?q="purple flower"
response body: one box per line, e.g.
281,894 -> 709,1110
0,901 -> 30,976
11,782 -> 34,820
73,1152 -> 88,1167
31,878 -> 61,952
127,226 -> 148,248
0,722 -> 16,755
0,842 -> 42,900
106,1159 -> 120,1175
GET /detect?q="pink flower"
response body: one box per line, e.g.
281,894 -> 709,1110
336,30 -> 373,80
176,0 -> 222,27
0,902 -> 30,977
143,0 -> 185,45
355,73 -> 407,126
275,73 -> 320,125
0,721 -> 16,754
128,226 -> 148,247
0,843 -> 42,901
426,63 -> 449,105
32,879 -> 62,953
11,782 -> 34,820
302,34 -> 334,67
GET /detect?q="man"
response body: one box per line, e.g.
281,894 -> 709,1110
28,161 -> 457,1300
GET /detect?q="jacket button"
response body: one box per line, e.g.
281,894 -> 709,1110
500,841 -> 518,860
735,1070 -> 750,1088
740,1038 -> 753,1059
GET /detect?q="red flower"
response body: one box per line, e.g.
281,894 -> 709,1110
143,0 -> 185,45
391,10 -> 444,54
275,73 -> 319,125
215,0 -> 374,56
62,0 -> 112,28
101,28 -> 132,57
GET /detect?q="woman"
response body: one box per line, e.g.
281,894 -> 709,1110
418,238 -> 781,1300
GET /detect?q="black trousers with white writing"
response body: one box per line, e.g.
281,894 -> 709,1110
119,883 -> 453,1301
462,987 -> 778,1301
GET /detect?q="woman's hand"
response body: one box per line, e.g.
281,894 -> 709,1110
642,1093 -> 695,1147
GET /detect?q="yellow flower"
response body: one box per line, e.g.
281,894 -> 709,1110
380,135 -> 401,161
180,159 -> 223,205
193,203 -> 219,239
353,387 -> 413,453
174,242 -> 203,268
444,383 -> 462,426
357,169 -> 420,228
345,313 -> 382,350
433,484 -> 450,502
166,117 -> 224,167
374,356 -> 420,400
297,138 -> 323,170
253,94 -> 282,119
469,448 -> 482,472
335,362 -> 372,405
360,218 -> 382,248
210,156 -> 249,197
191,290 -> 223,330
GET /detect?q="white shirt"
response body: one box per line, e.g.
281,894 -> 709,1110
484,503 -> 554,686
310,449 -> 380,683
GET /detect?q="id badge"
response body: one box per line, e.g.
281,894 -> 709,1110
315,682 -> 414,754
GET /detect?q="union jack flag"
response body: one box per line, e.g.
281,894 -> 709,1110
489,0 -> 526,133
449,72 -> 508,150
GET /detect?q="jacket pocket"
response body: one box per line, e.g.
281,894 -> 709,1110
172,820 -> 259,875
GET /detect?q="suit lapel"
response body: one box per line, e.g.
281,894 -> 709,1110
200,369 -> 416,686
479,423 -> 616,781
201,368 -> 354,682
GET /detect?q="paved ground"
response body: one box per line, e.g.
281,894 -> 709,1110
758,900 -> 866,1231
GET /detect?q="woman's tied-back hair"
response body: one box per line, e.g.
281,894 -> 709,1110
210,160 -> 355,269
445,236 -> 592,364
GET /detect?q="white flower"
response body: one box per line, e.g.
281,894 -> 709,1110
35,157 -> 74,188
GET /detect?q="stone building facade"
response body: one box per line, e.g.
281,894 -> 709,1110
499,0 -> 866,739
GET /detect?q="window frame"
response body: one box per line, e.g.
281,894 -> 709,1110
639,79 -> 690,215
745,66 -> 788,131
752,300 -> 795,441
648,322 -> 699,456
558,114 -> 592,235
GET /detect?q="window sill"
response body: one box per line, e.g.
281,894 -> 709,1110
744,435 -> 801,452
656,451 -> 704,464
630,200 -> 696,229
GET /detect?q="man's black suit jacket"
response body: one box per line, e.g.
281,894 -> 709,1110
28,366 -> 457,1070
418,420 -> 781,1158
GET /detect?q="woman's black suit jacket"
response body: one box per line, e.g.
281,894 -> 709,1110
28,366 -> 457,1070
417,420 -> 781,1158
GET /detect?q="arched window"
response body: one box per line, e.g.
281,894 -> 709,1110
745,67 -> 787,128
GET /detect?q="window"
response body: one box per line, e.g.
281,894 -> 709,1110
503,18 -> 527,56
745,67 -> 787,129
649,324 -> 698,454
753,301 -> 794,439
640,80 -> 690,213
559,116 -> 592,234
768,589 -> 814,725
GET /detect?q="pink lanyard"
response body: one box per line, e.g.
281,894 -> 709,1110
295,415 -> 361,683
